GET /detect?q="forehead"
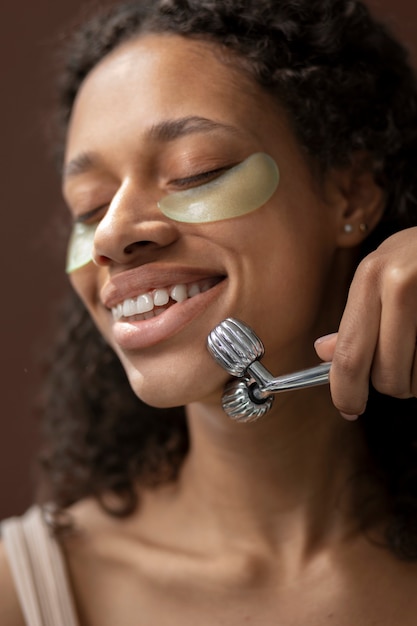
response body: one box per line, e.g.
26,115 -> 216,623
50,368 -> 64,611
66,33 -> 278,146
76,32 -> 255,96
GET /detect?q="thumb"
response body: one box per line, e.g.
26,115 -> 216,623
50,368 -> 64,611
314,332 -> 338,362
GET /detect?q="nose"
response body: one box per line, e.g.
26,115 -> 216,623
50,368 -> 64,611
92,182 -> 180,266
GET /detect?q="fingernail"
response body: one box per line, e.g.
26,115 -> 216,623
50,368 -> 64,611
314,332 -> 337,345
340,412 -> 359,421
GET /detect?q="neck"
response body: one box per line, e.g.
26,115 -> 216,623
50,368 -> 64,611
179,387 -> 375,558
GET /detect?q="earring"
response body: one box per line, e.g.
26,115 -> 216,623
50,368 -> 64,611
344,223 -> 368,234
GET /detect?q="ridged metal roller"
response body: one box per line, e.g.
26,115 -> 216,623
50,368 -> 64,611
221,379 -> 274,424
207,318 -> 331,423
206,317 -> 264,377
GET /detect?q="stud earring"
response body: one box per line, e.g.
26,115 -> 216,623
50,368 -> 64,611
343,224 -> 354,233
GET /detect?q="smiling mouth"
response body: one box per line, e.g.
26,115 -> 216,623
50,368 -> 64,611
111,277 -> 223,322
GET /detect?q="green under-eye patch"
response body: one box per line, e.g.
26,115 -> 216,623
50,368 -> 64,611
66,221 -> 97,274
65,153 -> 279,273
158,152 -> 279,223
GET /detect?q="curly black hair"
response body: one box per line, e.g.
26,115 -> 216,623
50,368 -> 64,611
39,0 -> 417,557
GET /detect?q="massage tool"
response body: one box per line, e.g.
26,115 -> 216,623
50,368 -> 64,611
207,318 -> 331,423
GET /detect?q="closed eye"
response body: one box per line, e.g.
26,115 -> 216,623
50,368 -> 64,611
74,204 -> 108,224
170,166 -> 230,189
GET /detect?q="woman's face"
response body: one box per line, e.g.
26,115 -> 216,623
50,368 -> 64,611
63,34 -> 346,408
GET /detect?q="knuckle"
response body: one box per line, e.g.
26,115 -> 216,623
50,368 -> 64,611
331,344 -> 360,380
354,252 -> 381,284
382,266 -> 413,304
356,251 -> 414,305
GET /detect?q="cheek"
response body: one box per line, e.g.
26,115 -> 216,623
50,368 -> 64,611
235,204 -> 336,340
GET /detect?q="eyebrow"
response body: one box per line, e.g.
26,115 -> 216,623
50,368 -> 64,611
63,116 -> 239,180
63,152 -> 96,180
147,115 -> 238,141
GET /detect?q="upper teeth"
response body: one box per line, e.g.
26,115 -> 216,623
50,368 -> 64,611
112,280 -> 213,321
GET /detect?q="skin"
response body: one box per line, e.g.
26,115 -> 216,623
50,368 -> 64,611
1,33 -> 417,626
62,34 -> 373,408
315,226 -> 417,417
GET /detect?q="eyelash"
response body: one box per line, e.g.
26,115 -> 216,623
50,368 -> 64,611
74,205 -> 107,224
171,166 -> 228,188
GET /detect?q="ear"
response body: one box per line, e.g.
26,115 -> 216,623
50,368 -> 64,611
322,154 -> 385,247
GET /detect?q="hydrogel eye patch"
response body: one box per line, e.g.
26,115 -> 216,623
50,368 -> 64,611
66,221 -> 97,274
65,153 -> 280,273
158,152 -> 279,223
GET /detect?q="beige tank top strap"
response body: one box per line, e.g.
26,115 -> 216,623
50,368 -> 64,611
1,505 -> 79,626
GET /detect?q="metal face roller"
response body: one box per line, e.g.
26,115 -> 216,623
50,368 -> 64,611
207,318 -> 331,423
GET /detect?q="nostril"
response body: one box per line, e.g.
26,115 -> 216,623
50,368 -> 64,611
124,241 -> 152,254
94,254 -> 112,266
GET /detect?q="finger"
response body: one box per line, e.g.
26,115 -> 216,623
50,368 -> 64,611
328,260 -> 382,417
371,279 -> 416,398
314,332 -> 360,420
314,332 -> 337,362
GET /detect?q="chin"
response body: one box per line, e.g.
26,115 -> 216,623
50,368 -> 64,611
123,359 -> 226,409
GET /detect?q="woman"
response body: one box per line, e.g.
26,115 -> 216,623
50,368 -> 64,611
1,0 -> 417,624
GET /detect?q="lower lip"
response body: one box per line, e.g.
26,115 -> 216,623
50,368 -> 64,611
111,280 -> 227,351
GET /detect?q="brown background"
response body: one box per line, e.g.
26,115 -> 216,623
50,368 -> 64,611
1,0 -> 416,520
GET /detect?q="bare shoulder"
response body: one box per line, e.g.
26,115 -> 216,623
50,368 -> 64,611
0,539 -> 26,626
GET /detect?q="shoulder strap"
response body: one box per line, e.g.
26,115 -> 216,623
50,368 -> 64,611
1,505 -> 79,626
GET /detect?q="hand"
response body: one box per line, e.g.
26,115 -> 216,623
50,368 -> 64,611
314,227 -> 417,419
